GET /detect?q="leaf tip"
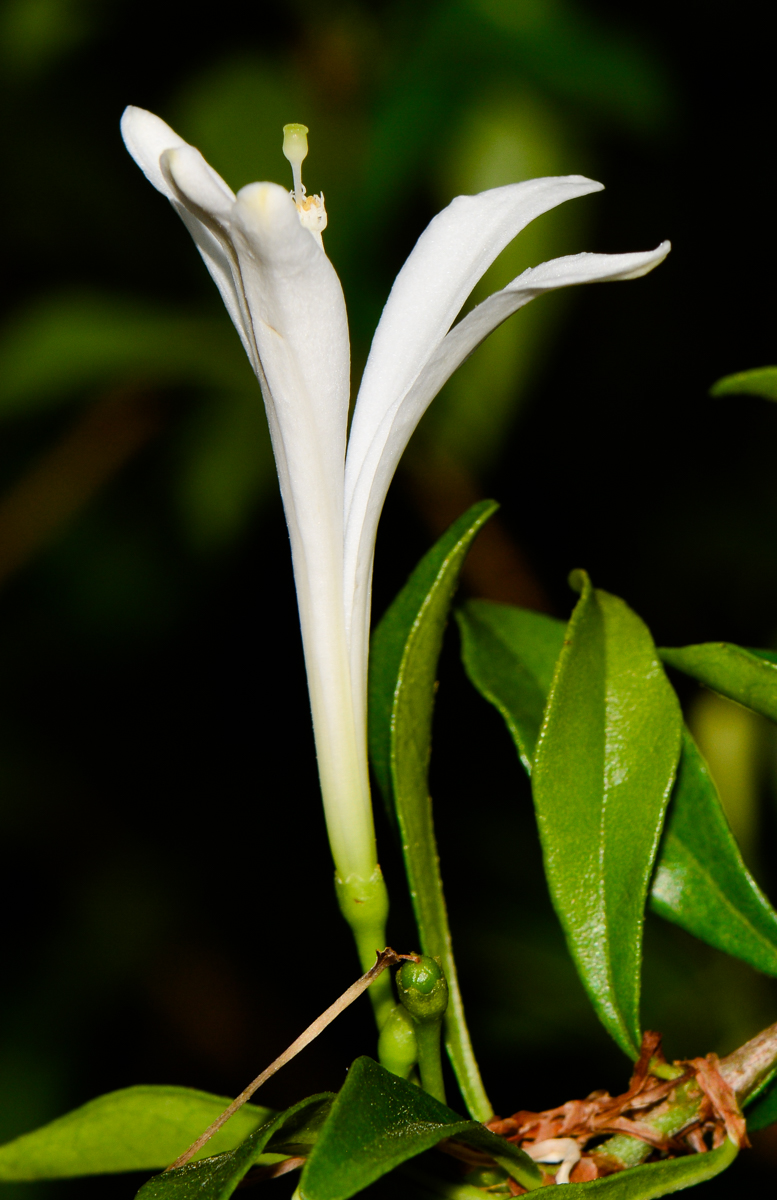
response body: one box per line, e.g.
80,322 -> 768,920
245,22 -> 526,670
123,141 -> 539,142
567,568 -> 589,595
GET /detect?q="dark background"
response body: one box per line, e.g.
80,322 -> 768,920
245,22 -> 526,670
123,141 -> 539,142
1,0 -> 776,1194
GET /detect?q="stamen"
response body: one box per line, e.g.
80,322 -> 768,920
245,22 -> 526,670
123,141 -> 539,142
282,122 -> 328,247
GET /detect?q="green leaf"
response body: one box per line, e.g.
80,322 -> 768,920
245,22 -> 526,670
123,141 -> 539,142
136,1093 -> 333,1200
456,602 -> 777,984
300,1057 -> 541,1200
710,366 -> 777,400
650,727 -> 777,976
0,1085 -> 275,1180
456,599 -> 566,771
564,1137 -> 737,1196
369,500 -> 498,1121
457,604 -> 777,980
659,641 -> 777,722
531,572 -> 682,1057
747,1074 -> 777,1131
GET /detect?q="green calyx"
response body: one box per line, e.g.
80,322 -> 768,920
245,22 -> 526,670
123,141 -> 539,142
396,955 -> 448,1021
334,868 -> 392,1030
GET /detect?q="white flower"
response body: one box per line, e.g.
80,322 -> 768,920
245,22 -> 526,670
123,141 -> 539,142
121,106 -> 669,893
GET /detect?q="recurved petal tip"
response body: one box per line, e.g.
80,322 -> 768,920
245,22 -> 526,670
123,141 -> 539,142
161,145 -> 235,220
516,240 -> 672,291
607,239 -> 671,281
120,105 -> 187,197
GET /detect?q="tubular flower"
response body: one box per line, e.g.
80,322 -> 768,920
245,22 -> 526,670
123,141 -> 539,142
121,106 -> 669,903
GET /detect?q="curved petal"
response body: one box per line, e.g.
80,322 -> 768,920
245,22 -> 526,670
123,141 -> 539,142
161,144 -> 235,216
120,106 -> 188,199
122,107 -> 257,369
343,241 -> 671,724
344,175 -> 604,527
123,110 -> 374,879
229,182 -> 372,877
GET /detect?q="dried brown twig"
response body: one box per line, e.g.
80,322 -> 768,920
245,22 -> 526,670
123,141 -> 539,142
481,1030 -> 753,1187
167,948 -> 418,1172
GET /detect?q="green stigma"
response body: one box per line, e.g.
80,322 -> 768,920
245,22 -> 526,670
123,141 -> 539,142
282,123 -> 309,197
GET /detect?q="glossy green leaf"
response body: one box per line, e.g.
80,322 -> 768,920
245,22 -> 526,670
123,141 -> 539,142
457,603 -> 777,983
710,366 -> 777,400
747,1073 -> 777,1131
369,501 -> 497,1121
651,726 -> 777,975
136,1093 -> 333,1200
300,1057 -> 541,1200
659,641 -> 777,722
0,1085 -> 275,1180
456,599 -> 566,771
567,1137 -> 737,1196
532,572 -> 682,1057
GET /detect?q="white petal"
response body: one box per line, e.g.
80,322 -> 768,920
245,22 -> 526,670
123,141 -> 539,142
229,181 -> 350,495
343,240 -> 670,724
161,144 -> 235,216
121,106 -> 189,199
396,241 -> 673,446
229,182 -> 371,875
343,175 -> 601,712
122,107 -> 256,369
345,175 -> 604,526
123,109 -> 374,877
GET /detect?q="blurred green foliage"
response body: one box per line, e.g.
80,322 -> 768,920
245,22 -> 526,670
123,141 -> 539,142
2,0 -> 777,1196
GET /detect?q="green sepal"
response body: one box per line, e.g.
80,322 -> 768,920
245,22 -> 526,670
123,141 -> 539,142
710,366 -> 777,401
135,1093 -> 333,1200
0,1085 -> 275,1181
299,1056 -> 541,1200
660,641 -> 777,722
531,572 -> 682,1057
456,599 -> 566,771
650,726 -> 777,976
564,1137 -> 737,1196
369,500 -> 497,1120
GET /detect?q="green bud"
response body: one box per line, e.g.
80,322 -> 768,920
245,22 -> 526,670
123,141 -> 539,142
568,568 -> 587,594
377,1004 -> 418,1079
397,955 -> 448,1023
464,1166 -> 510,1191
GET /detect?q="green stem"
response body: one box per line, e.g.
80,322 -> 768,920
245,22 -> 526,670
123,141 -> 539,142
377,1004 -> 418,1078
602,1081 -> 702,1169
334,867 -> 393,1029
414,1020 -> 447,1104
600,1020 -> 777,1169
